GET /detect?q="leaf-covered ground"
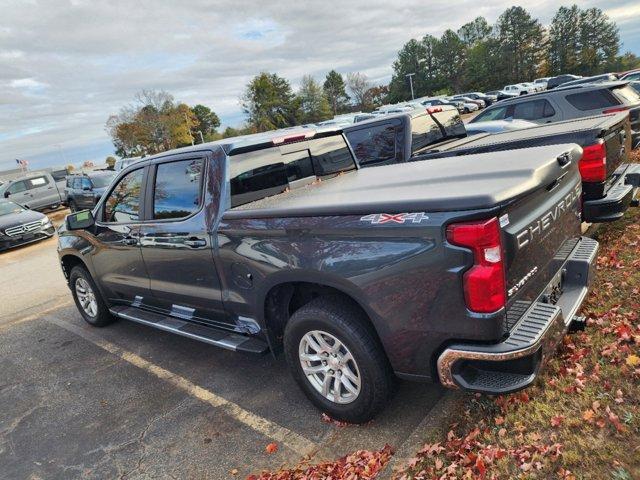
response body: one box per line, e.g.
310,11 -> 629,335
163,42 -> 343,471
397,150 -> 640,480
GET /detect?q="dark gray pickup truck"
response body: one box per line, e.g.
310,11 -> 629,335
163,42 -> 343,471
345,109 -> 640,223
58,129 -> 598,422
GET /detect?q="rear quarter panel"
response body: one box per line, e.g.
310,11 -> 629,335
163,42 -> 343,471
217,210 -> 504,378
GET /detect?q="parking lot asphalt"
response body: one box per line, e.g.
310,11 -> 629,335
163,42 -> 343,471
0,210 -> 447,479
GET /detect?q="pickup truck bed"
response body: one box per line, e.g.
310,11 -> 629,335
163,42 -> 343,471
346,111 -> 639,223
228,144 -> 583,218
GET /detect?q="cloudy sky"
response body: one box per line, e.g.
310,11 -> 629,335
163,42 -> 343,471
1,0 -> 639,170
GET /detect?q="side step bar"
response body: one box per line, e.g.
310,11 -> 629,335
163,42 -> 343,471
109,305 -> 269,354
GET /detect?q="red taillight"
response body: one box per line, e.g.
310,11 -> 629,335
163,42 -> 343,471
579,140 -> 607,182
446,217 -> 506,313
272,130 -> 315,145
603,106 -> 629,114
427,106 -> 443,114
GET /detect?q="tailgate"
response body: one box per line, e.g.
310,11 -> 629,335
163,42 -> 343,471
629,106 -> 640,147
499,162 -> 583,328
602,115 -> 632,179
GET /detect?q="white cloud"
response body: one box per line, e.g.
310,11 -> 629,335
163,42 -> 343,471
0,0 -> 639,169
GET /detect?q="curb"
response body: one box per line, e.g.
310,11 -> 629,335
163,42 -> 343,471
379,390 -> 468,479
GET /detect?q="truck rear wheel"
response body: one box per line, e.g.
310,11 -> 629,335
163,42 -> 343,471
283,296 -> 395,423
69,266 -> 114,327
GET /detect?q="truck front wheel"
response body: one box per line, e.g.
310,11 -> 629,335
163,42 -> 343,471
69,266 -> 114,327
283,296 -> 395,423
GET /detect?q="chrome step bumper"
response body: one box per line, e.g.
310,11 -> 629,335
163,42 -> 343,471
437,237 -> 598,394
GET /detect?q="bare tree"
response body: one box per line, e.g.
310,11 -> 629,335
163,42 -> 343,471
346,72 -> 372,110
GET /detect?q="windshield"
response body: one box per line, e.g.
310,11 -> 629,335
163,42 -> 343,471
0,201 -> 24,216
91,174 -> 116,188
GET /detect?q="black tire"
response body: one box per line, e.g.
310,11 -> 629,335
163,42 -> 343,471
68,200 -> 77,212
283,296 -> 395,423
69,265 -> 114,327
464,107 -> 470,114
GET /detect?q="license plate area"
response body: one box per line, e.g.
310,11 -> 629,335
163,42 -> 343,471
541,269 -> 564,306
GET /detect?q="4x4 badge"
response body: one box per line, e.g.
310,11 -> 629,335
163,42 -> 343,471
360,213 -> 429,224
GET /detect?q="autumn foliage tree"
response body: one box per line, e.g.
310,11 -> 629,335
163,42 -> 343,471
105,90 -> 211,157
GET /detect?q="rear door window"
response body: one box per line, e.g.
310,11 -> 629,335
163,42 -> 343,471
512,100 -> 556,120
346,123 -> 397,166
565,89 -> 620,110
153,158 -> 204,220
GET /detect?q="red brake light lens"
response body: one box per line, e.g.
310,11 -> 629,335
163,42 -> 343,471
272,130 -> 316,145
446,217 -> 506,313
579,140 -> 607,182
602,106 -> 629,114
427,106 -> 443,114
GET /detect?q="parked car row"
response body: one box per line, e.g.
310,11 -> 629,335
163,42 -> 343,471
56,82 -> 639,422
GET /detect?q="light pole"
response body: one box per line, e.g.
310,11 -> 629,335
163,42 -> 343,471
405,73 -> 416,100
184,113 -> 195,146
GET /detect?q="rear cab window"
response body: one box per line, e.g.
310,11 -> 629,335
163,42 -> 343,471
345,122 -> 398,167
229,134 -> 355,208
565,89 -> 620,111
28,176 -> 49,188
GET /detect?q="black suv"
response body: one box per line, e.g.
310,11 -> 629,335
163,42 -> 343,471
65,172 -> 116,212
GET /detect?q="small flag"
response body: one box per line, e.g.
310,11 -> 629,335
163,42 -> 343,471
15,159 -> 28,167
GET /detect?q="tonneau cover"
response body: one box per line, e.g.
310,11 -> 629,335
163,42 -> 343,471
436,112 -> 627,152
224,143 -> 583,219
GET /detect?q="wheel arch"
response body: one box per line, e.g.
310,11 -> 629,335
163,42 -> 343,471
258,272 -> 384,356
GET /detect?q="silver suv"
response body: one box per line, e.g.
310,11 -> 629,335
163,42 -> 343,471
470,81 -> 640,147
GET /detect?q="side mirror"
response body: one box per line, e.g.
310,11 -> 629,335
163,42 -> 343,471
66,210 -> 95,230
83,186 -> 91,191
4,191 -> 10,198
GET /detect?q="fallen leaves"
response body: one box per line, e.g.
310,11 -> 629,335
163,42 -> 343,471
550,415 -> 564,427
247,444 -> 393,480
399,202 -> 640,479
265,442 -> 278,454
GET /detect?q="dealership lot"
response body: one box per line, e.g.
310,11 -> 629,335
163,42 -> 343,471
0,215 -> 446,479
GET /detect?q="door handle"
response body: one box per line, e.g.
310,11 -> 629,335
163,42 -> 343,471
184,237 -> 206,248
122,236 -> 138,246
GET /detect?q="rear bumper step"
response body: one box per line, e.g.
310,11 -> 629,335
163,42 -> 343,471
583,163 -> 640,223
437,237 -> 598,394
109,306 -> 269,354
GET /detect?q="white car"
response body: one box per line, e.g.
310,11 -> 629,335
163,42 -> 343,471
445,98 -> 478,113
533,77 -> 551,90
521,82 -> 543,93
503,84 -> 530,96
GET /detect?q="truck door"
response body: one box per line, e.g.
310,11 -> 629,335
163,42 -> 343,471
27,174 -> 59,209
4,180 -> 30,207
138,152 -> 229,326
90,166 -> 152,305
